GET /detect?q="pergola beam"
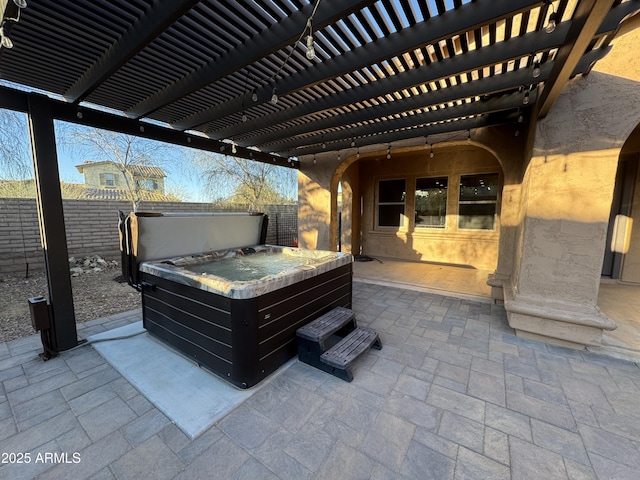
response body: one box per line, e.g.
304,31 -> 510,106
27,94 -> 78,352
278,91 -> 532,156
64,0 -> 200,103
537,0 -> 616,118
253,47 -> 607,151
293,112 -> 519,158
202,1 -> 635,146
217,25 -> 571,144
0,87 -> 297,169
173,0 -> 544,132
127,0 -> 376,119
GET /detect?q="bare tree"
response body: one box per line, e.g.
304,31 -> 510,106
0,109 -> 31,181
59,124 -> 175,211
194,151 -> 296,211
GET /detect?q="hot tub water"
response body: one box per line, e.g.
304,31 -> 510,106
183,250 -> 320,281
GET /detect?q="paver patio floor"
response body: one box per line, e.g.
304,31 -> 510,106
1,281 -> 640,479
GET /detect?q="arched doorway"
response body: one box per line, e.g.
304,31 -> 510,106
333,139 -> 508,299
599,123 -> 640,350
603,123 -> 640,281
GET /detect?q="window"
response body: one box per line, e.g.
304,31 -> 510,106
415,177 -> 448,228
100,173 -> 117,187
377,179 -> 406,227
138,179 -> 158,191
458,173 -> 499,230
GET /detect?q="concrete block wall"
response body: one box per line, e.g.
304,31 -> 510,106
0,198 -> 297,275
0,198 -> 43,275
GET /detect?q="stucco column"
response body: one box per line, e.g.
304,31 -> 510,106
298,155 -> 342,251
487,183 -> 522,302
505,150 -> 619,346
500,34 -> 640,345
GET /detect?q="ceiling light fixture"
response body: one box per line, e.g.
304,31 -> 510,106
305,1 -> 320,60
0,1 -> 24,51
0,27 -> 13,49
545,1 -> 557,34
251,89 -> 258,102
270,87 -> 278,105
532,60 -> 541,78
386,144 -> 391,160
268,0 -> 321,104
305,33 -> 315,60
523,87 -> 530,105
430,144 -> 434,158
232,142 -> 237,154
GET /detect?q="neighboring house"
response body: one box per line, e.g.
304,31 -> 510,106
0,178 -> 178,202
75,161 -> 166,194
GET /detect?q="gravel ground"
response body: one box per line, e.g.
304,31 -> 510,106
0,261 -> 141,343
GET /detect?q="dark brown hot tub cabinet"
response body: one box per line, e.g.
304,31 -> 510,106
119,211 -> 353,388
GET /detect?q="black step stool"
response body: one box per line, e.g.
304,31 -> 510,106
296,306 -> 382,382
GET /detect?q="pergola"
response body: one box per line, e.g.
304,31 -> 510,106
1,0 -> 638,352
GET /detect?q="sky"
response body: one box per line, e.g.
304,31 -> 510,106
1,109 -> 297,203
53,120 -> 207,202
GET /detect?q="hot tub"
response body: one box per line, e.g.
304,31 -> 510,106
119,212 -> 353,388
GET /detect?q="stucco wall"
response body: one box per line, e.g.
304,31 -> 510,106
298,157 -> 340,250
340,160 -> 360,254
502,27 -> 640,344
81,163 -> 166,193
517,151 -> 619,304
513,27 -> 640,305
357,144 -> 501,270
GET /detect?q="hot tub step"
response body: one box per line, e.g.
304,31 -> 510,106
319,327 -> 382,381
296,306 -> 356,343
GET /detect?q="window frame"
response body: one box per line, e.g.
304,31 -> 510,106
457,172 -> 500,231
138,178 -> 158,191
414,176 -> 448,230
376,178 -> 407,229
100,172 -> 117,188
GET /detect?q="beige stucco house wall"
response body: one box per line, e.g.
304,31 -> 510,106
297,26 -> 640,348
75,161 -> 166,194
355,144 -> 502,270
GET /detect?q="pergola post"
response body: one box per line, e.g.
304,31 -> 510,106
27,94 -> 78,352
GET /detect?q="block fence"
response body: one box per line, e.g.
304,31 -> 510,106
0,198 -> 298,275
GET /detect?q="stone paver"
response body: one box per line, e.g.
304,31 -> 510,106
0,284 -> 639,479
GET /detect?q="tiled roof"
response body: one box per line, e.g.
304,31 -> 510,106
80,187 -> 178,202
75,161 -> 166,178
1,181 -> 178,201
